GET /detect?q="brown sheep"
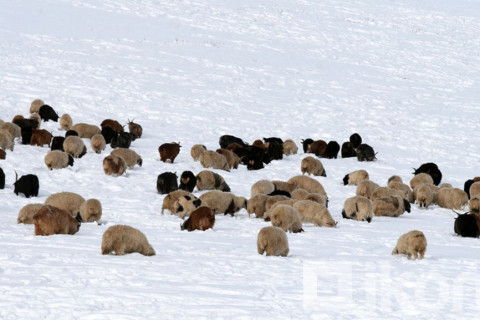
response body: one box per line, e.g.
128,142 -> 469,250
30,99 -> 45,114
392,230 -> 427,260
257,226 -> 289,257
101,225 -> 155,256
63,136 -> 87,158
252,139 -> 266,150
436,187 -> 468,210
111,148 -> 142,169
17,203 -> 46,224
0,149 -> 6,160
60,114 -> 73,130
30,129 -> 52,147
101,119 -> 124,133
199,150 -> 229,171
216,148 -> 240,169
287,175 -> 327,196
127,119 -> 143,139
71,123 -> 102,139
181,206 -> 215,231
190,144 -> 207,161
195,170 -> 230,192
199,190 -> 247,216
159,142 -> 181,163
342,196 -> 373,223
103,154 -> 127,176
373,196 -> 411,217
270,205 -> 304,233
343,169 -> 369,186
78,199 -> 102,222
292,200 -> 336,227
90,134 -> 107,154
355,180 -> 380,199
33,205 -> 81,236
12,115 -> 24,123
283,139 -> 298,155
301,156 -> 326,177
308,140 -> 328,157
410,173 -> 434,190
162,190 -> 192,214
45,192 -> 85,218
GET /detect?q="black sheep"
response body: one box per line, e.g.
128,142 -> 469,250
357,144 -> 376,162
326,141 -> 340,159
156,172 -> 178,194
0,168 -> 5,189
51,136 -> 65,151
65,130 -> 79,137
454,213 -> 479,238
350,133 -> 362,149
264,140 -> 283,163
341,142 -> 357,158
39,105 -> 59,122
14,173 -> 39,198
179,171 -> 197,193
301,138 -> 314,153
101,126 -> 118,144
219,135 -> 248,149
111,132 -> 132,149
413,163 -> 442,186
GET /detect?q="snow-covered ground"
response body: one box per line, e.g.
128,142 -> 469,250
1,0 -> 480,318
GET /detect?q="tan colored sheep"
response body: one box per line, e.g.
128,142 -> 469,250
101,225 -> 155,256
301,156 -> 326,177
71,123 -> 101,139
103,154 -> 127,176
469,196 -> 480,215
199,150 -> 230,171
30,99 -> 44,114
199,191 -> 247,216
370,187 -> 407,202
44,150 -> 74,170
29,113 -> 41,129
269,199 -> 299,210
470,182 -> 480,199
60,114 -> 73,130
342,196 -> 373,223
287,175 -> 327,196
196,170 -> 230,192
216,148 -> 239,169
343,169 -> 369,185
1,122 -> 21,139
292,200 -> 336,227
190,144 -> 207,161
33,205 -> 81,236
250,180 -> 275,197
78,199 -> 102,222
264,195 -> 291,218
355,180 -> 380,199
45,192 -> 85,218
387,175 -> 403,184
291,188 -> 327,207
270,205 -> 303,233
436,187 -> 468,210
90,134 -> 106,154
387,181 -> 414,203
17,203 -> 46,224
272,180 -> 297,194
63,136 -> 87,158
414,183 -> 436,209
283,139 -> 298,156
174,195 -> 206,219
161,190 -> 192,214
373,196 -> 411,217
410,173 -> 434,190
257,226 -> 289,257
111,148 -> 142,169
247,194 -> 269,218
0,130 -> 14,151
392,230 -> 427,260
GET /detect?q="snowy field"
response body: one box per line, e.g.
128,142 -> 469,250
1,0 -> 480,318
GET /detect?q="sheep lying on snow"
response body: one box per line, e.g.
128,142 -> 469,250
103,155 -> 127,176
101,225 -> 155,256
469,196 -> 480,215
410,173 -> 434,190
454,212 -> 479,238
45,192 -> 85,217
179,171 -> 196,192
60,114 -> 73,130
157,172 -> 178,194
343,169 -> 368,186
257,226 -> 289,257
356,180 -> 380,199
371,187 -> 407,202
392,230 -> 427,260
71,123 -> 101,139
30,99 -> 44,114
301,156 -> 326,177
190,144 -> 207,161
387,181 -> 414,203
44,150 -> 74,170
78,199 -> 102,222
342,196 -> 373,223
90,134 -> 106,154
373,196 -> 411,217
287,175 -> 327,196
196,170 -> 230,192
436,187 -> 468,210
270,205 -> 304,233
174,195 -> 206,219
293,200 -> 336,227
199,190 -> 247,216
17,203 -> 46,224
283,139 -> 298,155
127,119 -> 143,139
413,162 -> 442,186
414,183 -> 437,209
33,205 -> 81,236
111,148 -> 142,169
14,173 -> 39,198
470,182 -> 480,199
199,150 -> 229,171
291,188 -> 328,207
159,142 -> 181,163
181,206 -> 215,232
63,136 -> 87,158
162,189 -> 191,214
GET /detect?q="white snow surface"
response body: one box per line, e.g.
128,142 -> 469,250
1,0 -> 480,319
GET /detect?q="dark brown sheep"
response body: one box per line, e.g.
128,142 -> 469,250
308,140 -> 328,158
181,206 -> 215,231
100,119 -> 124,133
33,205 -> 81,236
127,119 -> 143,139
30,129 -> 52,147
159,142 -> 181,163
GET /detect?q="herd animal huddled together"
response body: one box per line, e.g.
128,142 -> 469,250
1,99 -> 479,259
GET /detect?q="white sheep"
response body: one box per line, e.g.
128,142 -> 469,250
44,150 -> 74,170
63,136 -> 87,158
301,156 -> 326,177
269,205 -> 304,233
283,139 -> 298,156
257,226 -> 289,257
355,180 -> 380,199
292,200 -> 336,227
90,134 -> 106,154
342,196 -> 373,223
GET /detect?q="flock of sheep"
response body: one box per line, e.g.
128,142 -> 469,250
1,99 -> 480,260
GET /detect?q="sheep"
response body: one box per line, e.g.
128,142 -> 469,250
156,172 -> 178,194
392,230 -> 427,260
33,205 -> 81,236
101,126 -> 117,144
17,203 -> 46,224
269,205 -> 304,233
159,142 -> 181,163
436,187 -> 469,210
29,113 -> 42,128
414,183 -> 436,209
127,119 -> 143,139
341,142 -> 357,158
371,187 -> 407,202
257,226 -> 289,257
326,141 -> 340,159
216,148 -> 239,169
373,196 -> 411,217
0,130 -> 14,151
77,199 -> 102,222
343,169 -> 369,186
247,194 -> 269,218
100,119 -> 124,133
14,118 -> 39,130
181,206 -> 215,232
1,122 -> 21,139
269,199 -> 299,211
470,182 -> 480,199
30,129 -> 52,147
195,170 -> 230,192
174,195 -> 206,219
283,139 -> 298,155
161,190 -> 192,215
14,173 -> 39,198
110,132 -> 132,149
292,200 -> 336,227
65,129 -> 78,137
237,145 -> 265,170
355,180 -> 380,199
469,196 -> 480,215
51,136 -> 65,151
101,225 -> 155,256
251,180 -> 275,197
454,213 -> 479,238
388,175 -> 403,184
44,150 -> 74,170
39,105 -> 59,122
90,134 -> 107,154
30,99 -> 45,114
464,178 -> 480,199
0,168 -> 4,189
272,180 -> 296,194
60,114 -> 73,130
190,144 -> 207,161
287,175 -> 327,196
291,189 -> 328,207
356,144 -> 376,162
0,149 -> 5,160
350,133 -> 362,149
63,136 -> 87,158
342,196 -> 373,223
219,135 -> 247,149
301,138 -> 313,153
199,191 -> 247,216
252,139 -> 266,150
410,173 -> 434,190
264,195 -> 291,214
179,171 -> 196,192
387,181 -> 414,203
71,123 -> 101,139
440,183 -> 453,189
413,162 -> 442,186
301,156 -> 326,177
308,140 -> 328,158
103,155 -> 127,176
45,192 -> 85,217
110,148 -> 142,169
199,150 -> 229,171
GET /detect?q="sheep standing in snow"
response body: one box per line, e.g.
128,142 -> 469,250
180,206 -> 215,232
199,190 -> 247,216
71,123 -> 101,139
29,99 -> 45,114
414,183 -> 437,209
469,196 -> 480,215
190,144 -> 207,161
156,172 -> 178,194
247,194 -> 269,218
469,182 -> 480,199
1,122 -> 21,140
33,205 -> 81,236
78,199 -> 102,222
341,142 -> 356,158
283,139 -> 298,155
103,155 -> 127,176
392,230 -> 427,260
63,136 -> 87,158
269,205 -> 304,233
0,130 -> 14,151
343,169 -> 369,186
199,150 -> 229,171
216,148 -> 239,170
174,195 -> 206,219
291,189 -> 328,207
356,180 -> 380,199
179,171 -> 196,192
111,148 -> 142,169
101,225 -> 155,256
162,189 -> 191,214
100,119 -> 124,134
387,181 -> 414,203
370,187 -> 407,202
373,196 -> 411,217
257,226 -> 289,257
44,150 -> 74,170
454,213 -> 479,238
413,162 -> 442,186
287,175 -> 327,196
17,203 -> 46,224
44,192 -> 85,218
30,129 -> 52,147
342,196 -> 373,223
90,134 -> 107,154
60,114 -> 73,131
127,119 -> 143,139
436,187 -> 469,210
410,173 -> 434,190
159,142 -> 181,163
195,170 -> 230,192
301,156 -> 326,177
292,200 -> 336,227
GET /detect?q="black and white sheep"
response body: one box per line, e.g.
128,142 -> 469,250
195,170 -> 230,192
343,169 -> 369,186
